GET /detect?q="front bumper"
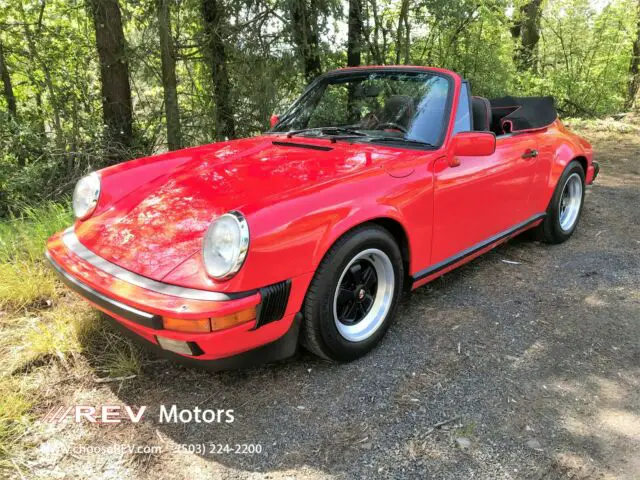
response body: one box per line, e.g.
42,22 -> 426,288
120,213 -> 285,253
105,311 -> 301,370
46,230 -> 309,368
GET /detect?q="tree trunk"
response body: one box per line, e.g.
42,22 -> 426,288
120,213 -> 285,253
202,0 -> 236,141
366,0 -> 385,64
157,0 -> 182,150
626,0 -> 640,110
511,0 -> 543,71
347,0 -> 363,67
18,2 -> 65,145
0,37 -> 17,119
403,9 -> 411,64
11,25 -> 45,136
395,0 -> 410,65
347,0 -> 363,122
289,0 -> 322,82
88,0 -> 135,155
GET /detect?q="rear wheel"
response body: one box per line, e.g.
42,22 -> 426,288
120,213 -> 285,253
301,225 -> 404,361
537,160 -> 585,244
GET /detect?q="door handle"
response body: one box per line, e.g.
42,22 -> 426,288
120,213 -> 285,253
522,149 -> 538,159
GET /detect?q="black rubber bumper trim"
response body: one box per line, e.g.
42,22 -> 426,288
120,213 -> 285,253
592,161 -> 600,181
46,251 -> 163,330
107,312 -> 302,371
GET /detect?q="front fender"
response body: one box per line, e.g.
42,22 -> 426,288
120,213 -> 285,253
312,204 -> 406,269
164,166 -> 433,297
258,166 -> 433,284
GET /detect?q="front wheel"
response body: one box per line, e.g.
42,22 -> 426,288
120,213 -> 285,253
301,225 -> 404,361
536,160 -> 585,244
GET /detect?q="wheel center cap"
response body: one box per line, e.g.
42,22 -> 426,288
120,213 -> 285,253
357,288 -> 366,300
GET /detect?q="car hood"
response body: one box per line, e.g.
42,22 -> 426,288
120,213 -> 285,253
75,136 -> 378,281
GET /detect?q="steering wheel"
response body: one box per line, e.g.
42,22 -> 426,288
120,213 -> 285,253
376,122 -> 408,133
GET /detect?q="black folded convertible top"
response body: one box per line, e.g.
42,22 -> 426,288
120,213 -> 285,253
489,96 -> 557,133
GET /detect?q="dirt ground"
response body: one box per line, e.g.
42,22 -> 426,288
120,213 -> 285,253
17,123 -> 640,479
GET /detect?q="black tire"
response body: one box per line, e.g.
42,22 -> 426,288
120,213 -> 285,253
536,160 -> 586,244
301,225 -> 404,361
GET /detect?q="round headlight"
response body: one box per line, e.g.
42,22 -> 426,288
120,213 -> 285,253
72,172 -> 101,220
203,212 -> 250,280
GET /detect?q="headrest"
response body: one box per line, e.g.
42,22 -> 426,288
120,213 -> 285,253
471,96 -> 491,131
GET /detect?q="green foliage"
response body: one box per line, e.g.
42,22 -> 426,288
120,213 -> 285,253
0,202 -> 72,263
0,0 -> 638,214
532,0 -> 636,116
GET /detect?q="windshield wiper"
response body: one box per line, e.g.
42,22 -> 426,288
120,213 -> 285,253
286,127 -> 367,138
367,137 -> 434,147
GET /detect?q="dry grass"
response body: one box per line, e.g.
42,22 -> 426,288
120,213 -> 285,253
564,115 -> 640,134
0,262 -> 57,311
0,202 -> 146,465
0,378 -> 32,459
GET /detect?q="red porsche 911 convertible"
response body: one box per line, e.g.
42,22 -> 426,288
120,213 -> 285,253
46,66 -> 599,368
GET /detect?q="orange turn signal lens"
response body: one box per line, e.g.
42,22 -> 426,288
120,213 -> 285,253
210,307 -> 256,332
162,307 -> 257,333
162,317 -> 211,333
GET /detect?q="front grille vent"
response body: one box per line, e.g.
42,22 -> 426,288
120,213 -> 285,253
255,280 -> 291,328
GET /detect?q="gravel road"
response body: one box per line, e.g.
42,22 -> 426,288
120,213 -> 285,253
30,125 -> 640,479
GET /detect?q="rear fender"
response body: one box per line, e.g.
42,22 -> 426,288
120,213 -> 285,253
542,125 -> 592,209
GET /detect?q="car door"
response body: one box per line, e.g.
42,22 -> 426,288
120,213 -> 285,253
430,107 -> 539,267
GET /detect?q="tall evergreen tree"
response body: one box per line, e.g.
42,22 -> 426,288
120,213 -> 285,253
88,0 -> 135,156
202,0 -> 236,141
0,37 -> 17,119
511,0 -> 543,71
157,0 -> 182,150
347,0 -> 363,67
289,0 -> 323,82
626,0 -> 640,109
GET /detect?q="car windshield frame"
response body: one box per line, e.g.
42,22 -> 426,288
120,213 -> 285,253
269,67 -> 456,149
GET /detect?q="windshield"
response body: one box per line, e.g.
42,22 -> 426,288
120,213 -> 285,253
271,70 -> 451,146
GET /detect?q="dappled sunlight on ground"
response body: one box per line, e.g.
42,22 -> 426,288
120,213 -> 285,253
2,124 -> 639,479
554,371 -> 640,479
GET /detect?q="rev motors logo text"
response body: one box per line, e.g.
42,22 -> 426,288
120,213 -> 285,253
43,405 -> 235,424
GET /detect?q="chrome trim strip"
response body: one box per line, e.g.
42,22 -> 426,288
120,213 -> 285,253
46,251 -> 162,329
61,228 -> 255,301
